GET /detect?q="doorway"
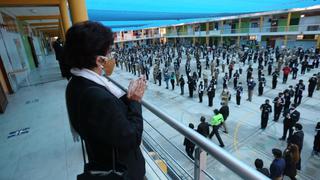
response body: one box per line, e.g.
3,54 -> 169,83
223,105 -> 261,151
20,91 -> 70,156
27,36 -> 39,68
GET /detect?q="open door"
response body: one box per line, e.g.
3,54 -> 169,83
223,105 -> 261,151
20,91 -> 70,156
27,36 -> 39,68
0,56 -> 10,113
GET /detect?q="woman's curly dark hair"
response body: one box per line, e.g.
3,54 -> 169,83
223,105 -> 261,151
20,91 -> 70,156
64,21 -> 114,69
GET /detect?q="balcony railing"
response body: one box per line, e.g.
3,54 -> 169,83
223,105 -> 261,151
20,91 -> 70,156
107,77 -> 269,180
114,24 -> 320,42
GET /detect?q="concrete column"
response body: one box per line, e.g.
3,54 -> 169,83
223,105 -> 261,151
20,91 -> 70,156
316,35 -> 320,49
220,21 -> 224,45
59,0 -> 71,33
193,25 -> 196,45
260,16 -> 264,32
284,12 -> 292,47
68,0 -> 88,24
206,22 -> 209,45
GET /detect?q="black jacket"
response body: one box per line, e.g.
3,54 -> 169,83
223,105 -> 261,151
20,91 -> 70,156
66,76 -> 145,180
289,130 -> 304,151
219,105 -> 229,121
197,122 -> 210,137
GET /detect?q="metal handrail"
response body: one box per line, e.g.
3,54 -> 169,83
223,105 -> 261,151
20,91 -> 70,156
107,77 -> 269,180
143,129 -> 193,179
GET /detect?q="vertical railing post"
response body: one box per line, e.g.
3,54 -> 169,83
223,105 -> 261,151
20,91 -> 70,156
194,147 -> 207,180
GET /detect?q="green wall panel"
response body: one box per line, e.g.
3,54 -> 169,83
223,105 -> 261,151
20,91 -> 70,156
240,20 -> 249,33
278,19 -> 287,32
17,21 -> 35,69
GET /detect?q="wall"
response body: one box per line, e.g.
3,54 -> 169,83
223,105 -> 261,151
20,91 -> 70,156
0,9 -> 32,92
17,21 -> 35,70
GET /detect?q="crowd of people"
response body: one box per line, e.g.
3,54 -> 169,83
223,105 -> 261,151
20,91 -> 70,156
111,42 -> 320,179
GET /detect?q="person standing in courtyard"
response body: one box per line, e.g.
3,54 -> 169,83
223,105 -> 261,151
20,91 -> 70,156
260,99 -> 272,129
198,81 -> 204,103
179,75 -> 185,95
235,82 -> 243,107
247,77 -> 256,102
294,80 -> 305,105
308,74 -> 318,97
280,104 -> 300,141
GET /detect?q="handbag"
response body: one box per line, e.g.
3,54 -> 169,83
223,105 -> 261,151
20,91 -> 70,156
77,138 -> 128,180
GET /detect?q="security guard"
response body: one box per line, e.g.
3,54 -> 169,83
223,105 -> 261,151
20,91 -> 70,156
209,109 -> 225,147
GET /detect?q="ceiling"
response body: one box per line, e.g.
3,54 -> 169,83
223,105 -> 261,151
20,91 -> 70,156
4,6 -> 59,16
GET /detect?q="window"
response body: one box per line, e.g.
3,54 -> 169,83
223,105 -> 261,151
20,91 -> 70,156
251,22 -> 259,28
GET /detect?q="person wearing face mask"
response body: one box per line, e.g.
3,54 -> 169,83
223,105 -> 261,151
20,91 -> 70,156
65,21 -> 146,180
294,80 -> 305,105
260,99 -> 272,129
273,92 -> 285,122
247,77 -> 256,102
279,104 -> 300,141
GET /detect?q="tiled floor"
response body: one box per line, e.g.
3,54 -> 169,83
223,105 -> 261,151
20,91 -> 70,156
1,54 -> 319,180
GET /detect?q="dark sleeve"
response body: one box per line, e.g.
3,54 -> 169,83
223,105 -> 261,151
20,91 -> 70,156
269,163 -> 276,179
83,88 -> 143,149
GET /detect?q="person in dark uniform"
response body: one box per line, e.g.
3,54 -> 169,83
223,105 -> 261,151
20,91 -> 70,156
247,77 -> 256,102
283,89 -> 292,112
183,123 -> 195,160
188,76 -> 195,98
280,104 -> 300,141
179,75 -> 185,95
207,78 -> 216,107
235,82 -> 243,107
198,81 -> 204,103
260,99 -> 272,129
294,80 -> 305,105
273,92 -> 285,122
233,70 -> 240,89
219,102 -> 229,133
170,72 -> 175,90
288,123 -> 304,170
268,60 -> 273,76
157,70 -> 162,86
308,74 -> 318,97
223,73 -> 229,89
291,64 -> 298,79
197,116 -> 210,137
272,70 -> 279,89
312,122 -> 320,156
258,74 -> 266,96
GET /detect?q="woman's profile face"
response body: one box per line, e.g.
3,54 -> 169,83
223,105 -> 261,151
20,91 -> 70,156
98,53 -> 116,76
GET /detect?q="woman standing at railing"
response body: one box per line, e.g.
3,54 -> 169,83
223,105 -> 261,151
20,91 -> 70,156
65,21 -> 146,180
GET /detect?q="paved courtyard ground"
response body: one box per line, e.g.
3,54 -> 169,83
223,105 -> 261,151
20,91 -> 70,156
0,54 -> 319,180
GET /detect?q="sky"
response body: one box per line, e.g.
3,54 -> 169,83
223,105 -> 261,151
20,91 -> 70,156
86,0 -> 320,31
